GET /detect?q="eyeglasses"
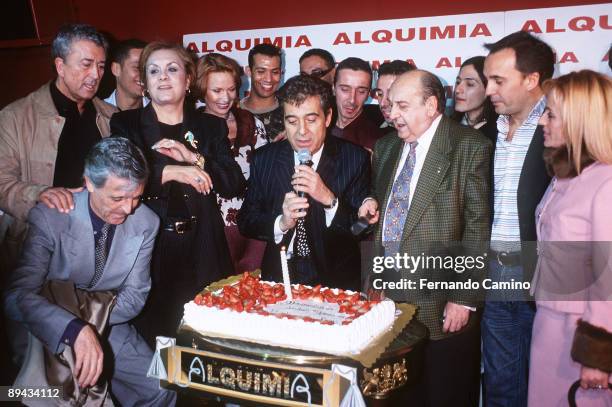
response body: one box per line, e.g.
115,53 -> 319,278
300,66 -> 334,79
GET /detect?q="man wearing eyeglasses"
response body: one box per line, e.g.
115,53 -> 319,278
372,60 -> 416,135
299,48 -> 336,85
330,57 -> 383,151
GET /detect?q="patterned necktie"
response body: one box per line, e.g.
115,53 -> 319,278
90,223 -> 111,288
295,217 -> 310,258
383,141 -> 418,247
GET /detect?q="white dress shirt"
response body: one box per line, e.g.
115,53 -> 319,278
104,89 -> 149,109
382,114 -> 441,232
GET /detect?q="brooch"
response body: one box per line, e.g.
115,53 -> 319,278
184,131 -> 198,149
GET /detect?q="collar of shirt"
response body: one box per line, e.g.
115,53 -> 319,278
460,114 -> 486,129
293,144 -> 324,171
496,96 -> 546,146
104,89 -> 117,108
104,89 -> 150,110
402,113 -> 441,166
383,115 -> 442,235
239,97 -> 279,115
50,80 -> 94,118
88,198 -> 106,235
391,114 -> 441,188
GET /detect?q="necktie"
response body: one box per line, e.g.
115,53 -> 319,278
295,217 -> 310,258
90,223 -> 111,288
383,141 -> 418,248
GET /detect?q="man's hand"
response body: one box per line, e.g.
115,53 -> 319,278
442,302 -> 470,333
279,192 -> 309,232
38,187 -> 83,213
580,366 -> 611,390
291,165 -> 334,206
358,198 -> 380,224
73,325 -> 103,389
162,165 -> 213,194
152,138 -> 197,163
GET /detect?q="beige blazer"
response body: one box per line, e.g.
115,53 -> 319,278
0,82 -> 116,270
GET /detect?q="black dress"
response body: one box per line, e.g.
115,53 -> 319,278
110,104 -> 246,344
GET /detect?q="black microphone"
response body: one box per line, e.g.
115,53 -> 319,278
351,217 -> 370,236
296,149 -> 313,198
351,214 -> 377,236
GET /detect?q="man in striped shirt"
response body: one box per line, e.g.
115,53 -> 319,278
481,31 -> 554,407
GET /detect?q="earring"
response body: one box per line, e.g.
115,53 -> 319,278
186,88 -> 191,95
142,89 -> 150,99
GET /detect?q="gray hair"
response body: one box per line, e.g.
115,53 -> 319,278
51,23 -> 108,61
84,137 -> 149,189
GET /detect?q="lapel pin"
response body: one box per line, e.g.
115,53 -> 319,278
184,131 -> 198,149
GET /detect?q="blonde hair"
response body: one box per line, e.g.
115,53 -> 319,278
139,41 -> 196,92
543,70 -> 612,174
195,53 -> 242,101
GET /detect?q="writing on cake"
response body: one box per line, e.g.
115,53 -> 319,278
265,300 -> 348,325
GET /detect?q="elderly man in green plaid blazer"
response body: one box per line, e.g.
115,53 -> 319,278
359,70 -> 492,406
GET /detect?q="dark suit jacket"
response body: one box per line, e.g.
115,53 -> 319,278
363,104 -> 386,128
237,136 -> 370,290
110,104 -> 246,216
110,104 -> 246,285
481,123 -> 551,280
4,190 -> 159,354
371,116 -> 492,339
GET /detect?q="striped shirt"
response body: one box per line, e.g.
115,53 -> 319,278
491,97 -> 546,251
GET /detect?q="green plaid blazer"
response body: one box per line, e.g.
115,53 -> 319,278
371,116 -> 492,340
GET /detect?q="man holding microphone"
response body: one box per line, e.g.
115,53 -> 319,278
238,75 -> 370,290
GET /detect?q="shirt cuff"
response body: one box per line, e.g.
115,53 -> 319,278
274,215 -> 288,244
324,198 -> 339,227
361,197 -> 376,206
60,318 -> 87,347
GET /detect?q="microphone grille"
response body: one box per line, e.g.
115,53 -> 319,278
297,149 -> 312,163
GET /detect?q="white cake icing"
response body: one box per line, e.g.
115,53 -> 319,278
182,276 -> 396,355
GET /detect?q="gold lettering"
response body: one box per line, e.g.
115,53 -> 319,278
284,375 -> 290,398
253,372 -> 261,393
236,369 -> 253,391
220,367 -> 236,389
207,364 -> 220,385
262,372 -> 283,397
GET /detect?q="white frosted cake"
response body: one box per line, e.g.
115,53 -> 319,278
182,273 -> 396,355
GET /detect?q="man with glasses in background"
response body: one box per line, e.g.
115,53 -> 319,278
299,48 -> 336,85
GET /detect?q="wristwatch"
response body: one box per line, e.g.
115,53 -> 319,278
193,153 -> 205,170
324,195 -> 338,209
